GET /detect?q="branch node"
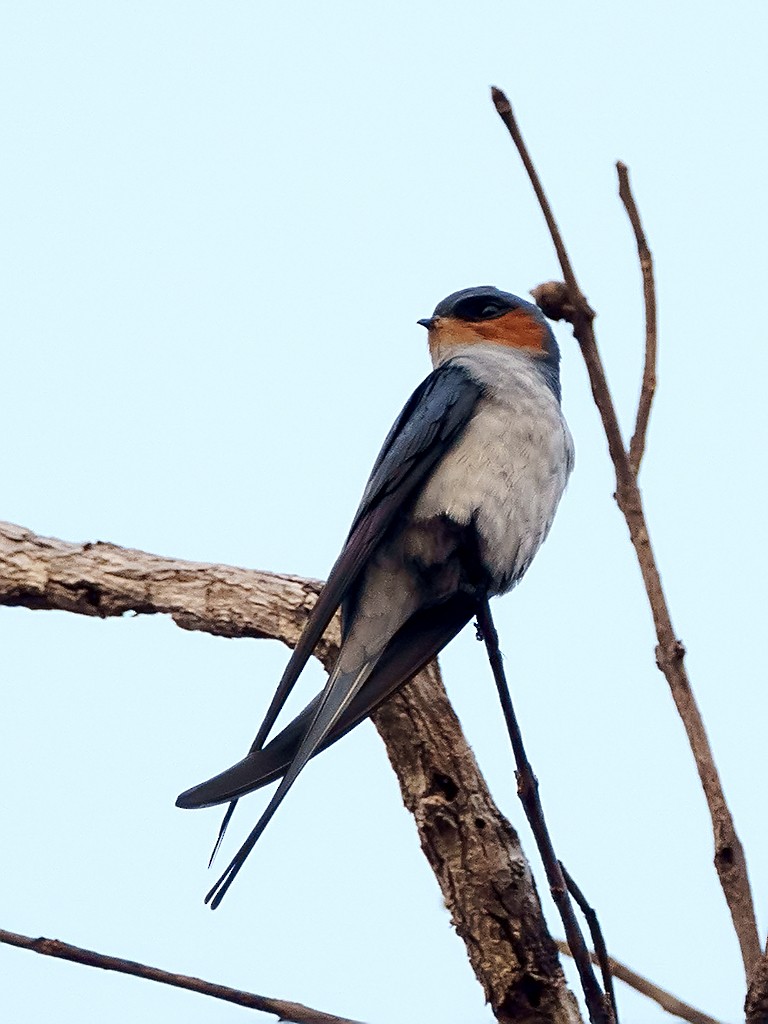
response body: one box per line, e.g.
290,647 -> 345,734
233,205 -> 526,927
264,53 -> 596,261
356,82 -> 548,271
655,640 -> 687,673
531,281 -> 587,324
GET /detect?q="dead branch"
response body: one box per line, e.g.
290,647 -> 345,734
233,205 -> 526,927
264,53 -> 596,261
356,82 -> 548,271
0,520 -> 581,1024
0,927 -> 362,1024
491,86 -> 761,983
555,941 -> 724,1024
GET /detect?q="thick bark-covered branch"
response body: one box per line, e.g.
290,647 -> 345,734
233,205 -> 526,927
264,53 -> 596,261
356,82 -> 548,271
0,520 -> 581,1024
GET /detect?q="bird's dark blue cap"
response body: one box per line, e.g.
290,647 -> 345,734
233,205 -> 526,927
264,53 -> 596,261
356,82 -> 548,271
418,286 -> 547,328
432,286 -> 542,321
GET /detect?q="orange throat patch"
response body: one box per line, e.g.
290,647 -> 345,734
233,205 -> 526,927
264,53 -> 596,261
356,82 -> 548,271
428,308 -> 548,362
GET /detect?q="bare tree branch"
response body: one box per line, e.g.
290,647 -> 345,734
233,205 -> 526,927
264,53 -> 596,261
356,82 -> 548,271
0,520 -> 582,1024
491,86 -> 761,982
0,520 -> 331,650
617,161 -> 658,477
555,941 -> 724,1024
0,927 -> 362,1024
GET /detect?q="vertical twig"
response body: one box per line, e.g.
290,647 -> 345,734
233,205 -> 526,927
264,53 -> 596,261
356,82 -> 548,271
476,600 -> 615,1024
490,86 -> 761,981
617,161 -> 657,477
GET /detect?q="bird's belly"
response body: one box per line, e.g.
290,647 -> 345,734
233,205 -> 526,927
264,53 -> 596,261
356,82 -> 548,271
411,392 -> 572,594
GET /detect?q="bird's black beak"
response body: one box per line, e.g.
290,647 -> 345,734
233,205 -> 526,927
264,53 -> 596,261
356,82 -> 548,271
417,317 -> 435,330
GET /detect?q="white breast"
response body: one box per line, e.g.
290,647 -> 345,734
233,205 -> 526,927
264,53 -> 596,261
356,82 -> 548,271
411,344 -> 574,594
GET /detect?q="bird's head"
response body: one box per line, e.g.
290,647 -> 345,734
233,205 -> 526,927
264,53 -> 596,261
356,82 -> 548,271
418,286 -> 560,381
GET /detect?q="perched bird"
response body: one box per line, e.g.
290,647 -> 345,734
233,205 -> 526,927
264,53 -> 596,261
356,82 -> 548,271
177,285 -> 574,907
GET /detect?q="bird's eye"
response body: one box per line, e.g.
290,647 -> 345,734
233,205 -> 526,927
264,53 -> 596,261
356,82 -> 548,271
453,297 -> 509,321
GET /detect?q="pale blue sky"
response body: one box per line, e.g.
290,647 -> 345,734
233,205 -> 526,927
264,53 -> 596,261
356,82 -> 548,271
2,3 -> 766,1023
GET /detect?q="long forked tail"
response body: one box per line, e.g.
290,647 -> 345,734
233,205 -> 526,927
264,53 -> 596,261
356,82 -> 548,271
177,594 -> 476,906
205,655 -> 376,908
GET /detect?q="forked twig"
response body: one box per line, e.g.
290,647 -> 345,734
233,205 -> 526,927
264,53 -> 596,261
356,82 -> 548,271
491,85 -> 761,983
0,928 -> 363,1024
476,599 -> 615,1024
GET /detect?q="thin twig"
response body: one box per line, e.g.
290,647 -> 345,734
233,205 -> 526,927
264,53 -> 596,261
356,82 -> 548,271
490,87 -> 586,312
476,600 -> 614,1024
617,161 -> 657,476
560,865 -> 618,1023
555,941 -> 724,1024
0,927 -> 363,1024
491,85 -> 761,982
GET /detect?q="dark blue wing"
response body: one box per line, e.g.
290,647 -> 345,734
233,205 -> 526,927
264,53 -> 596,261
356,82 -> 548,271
227,360 -> 483,758
349,362 -> 482,534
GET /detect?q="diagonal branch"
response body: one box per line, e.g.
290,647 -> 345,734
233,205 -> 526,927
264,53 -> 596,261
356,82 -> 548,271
0,927 -> 362,1024
490,87 -> 585,308
617,161 -> 658,477
559,866 -> 618,1024
555,941 -> 725,1024
0,520 -> 582,1024
491,86 -> 761,983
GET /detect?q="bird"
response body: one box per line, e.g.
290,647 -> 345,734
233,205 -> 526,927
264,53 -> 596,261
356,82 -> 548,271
177,285 -> 574,907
